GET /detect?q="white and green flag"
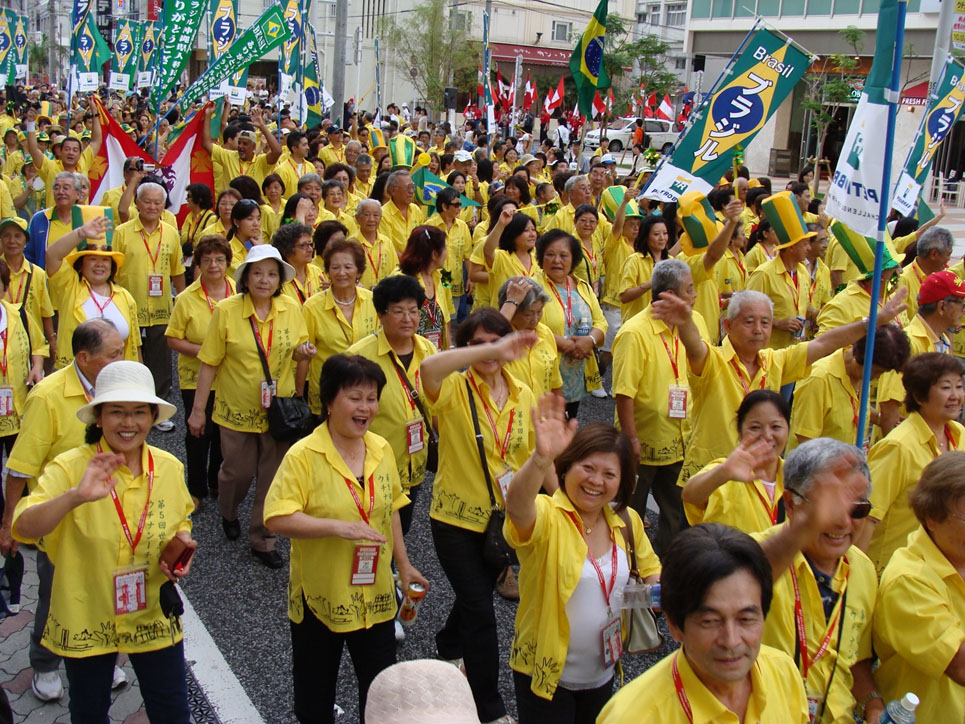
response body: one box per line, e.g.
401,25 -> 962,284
109,20 -> 142,91
155,0 -> 207,103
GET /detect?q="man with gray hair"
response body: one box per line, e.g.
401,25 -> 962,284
897,226 -> 955,319
544,175 -> 611,242
354,153 -> 374,196
653,285 -> 908,485
355,199 -> 398,288
379,170 -> 425,254
755,438 -> 885,724
113,180 -> 185,425
24,171 -> 81,268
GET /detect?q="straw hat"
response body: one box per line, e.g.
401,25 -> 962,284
760,191 -> 816,251
233,244 -> 295,286
64,238 -> 125,270
365,660 -> 479,724
77,361 -> 176,424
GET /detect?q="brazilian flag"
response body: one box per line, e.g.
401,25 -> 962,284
410,167 -> 481,210
569,0 -> 610,118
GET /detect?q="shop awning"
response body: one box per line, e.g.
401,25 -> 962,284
900,81 -> 929,107
489,42 -> 570,67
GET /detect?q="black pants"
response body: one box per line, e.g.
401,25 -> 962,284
430,518 -> 506,722
398,481 -> 421,537
142,324 -> 172,400
0,433 -> 15,522
632,461 -> 684,556
513,670 -> 613,724
180,389 -> 222,499
290,603 -> 395,724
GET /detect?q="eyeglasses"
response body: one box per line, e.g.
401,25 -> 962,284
786,486 -> 872,520
294,242 -> 314,250
200,256 -> 227,266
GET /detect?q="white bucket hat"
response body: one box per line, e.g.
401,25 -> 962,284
76,361 -> 176,425
233,244 -> 296,287
365,660 -> 479,724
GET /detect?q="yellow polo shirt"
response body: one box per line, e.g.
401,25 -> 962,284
39,209 -> 73,249
113,217 -> 185,327
758,529 -> 877,724
545,203 -> 612,245
197,292 -> 309,433
4,259 -> 53,350
2,148 -> 24,177
426,213 -> 473,297
895,259 -> 927,320
272,156 -> 316,202
211,146 -> 276,192
950,259 -> 965,357
0,300 -> 45,437
427,368 -> 536,533
504,322 -> 561,398
867,412 -> 964,574
739,206 -> 758,239
318,143 -> 346,168
38,147 -> 94,206
572,234 -> 605,296
165,277 -> 237,390
379,201 -> 425,254
352,233 -> 398,290
744,242 -> 775,273
263,423 -> 408,632
715,247 -> 747,297
684,458 -> 785,533
12,442 -> 192,656
747,255 -> 809,350
680,337 -> 809,484
618,252 -> 655,322
601,232 -> 634,307
504,491 -> 659,700
683,248 -> 724,346
486,249 -> 539,305
597,645 -> 809,723
874,527 -> 965,723
178,209 -> 216,255
281,264 -> 327,305
876,314 -> 941,407
347,328 -> 437,491
303,288 -> 379,415
469,239 -> 491,310
807,258 -> 833,321
816,282 -> 880,336
788,349 -> 863,453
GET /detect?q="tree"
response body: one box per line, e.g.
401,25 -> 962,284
28,34 -> 50,82
596,15 -> 677,117
379,0 -> 479,114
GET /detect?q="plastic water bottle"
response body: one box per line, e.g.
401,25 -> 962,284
576,315 -> 591,337
880,693 -> 919,723
618,582 -> 660,609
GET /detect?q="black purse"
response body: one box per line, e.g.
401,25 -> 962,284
249,318 -> 314,443
389,353 -> 438,473
466,379 -> 518,570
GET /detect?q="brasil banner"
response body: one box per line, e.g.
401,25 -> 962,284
892,56 -> 965,216
209,0 -> 237,99
136,22 -> 158,88
176,5 -> 289,111
303,22 -> 323,127
643,28 -> 810,203
11,13 -> 26,80
109,20 -> 142,91
155,0 -> 207,104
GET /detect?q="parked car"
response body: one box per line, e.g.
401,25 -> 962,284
584,117 -> 678,154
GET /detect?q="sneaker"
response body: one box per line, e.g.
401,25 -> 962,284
591,387 -> 608,398
155,419 -> 175,432
112,665 -> 127,690
496,566 -> 519,600
31,671 -> 63,701
394,619 -> 405,642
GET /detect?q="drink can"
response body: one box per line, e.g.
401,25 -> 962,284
398,582 -> 427,626
794,316 -> 806,340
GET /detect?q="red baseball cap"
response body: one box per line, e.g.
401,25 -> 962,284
918,270 -> 965,306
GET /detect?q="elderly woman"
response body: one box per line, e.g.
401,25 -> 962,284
506,399 -> 659,723
864,352 -> 965,574
397,225 -> 454,350
420,310 -> 538,723
187,245 -> 315,569
534,229 -> 607,419
0,216 -> 55,360
874,451 -> 965,723
497,276 -> 561,398
166,235 -> 235,504
45,214 -> 141,368
274,223 -> 326,304
303,238 -> 378,415
226,199 -> 264,275
12,361 -> 195,722
572,204 -> 603,297
426,188 -> 473,322
353,199 -> 399,289
264,354 -> 428,724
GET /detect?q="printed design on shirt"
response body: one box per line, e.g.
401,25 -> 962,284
43,615 -> 178,652
432,489 -> 492,526
301,589 -> 396,628
640,438 -> 685,464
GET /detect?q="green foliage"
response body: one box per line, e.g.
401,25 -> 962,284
603,21 -> 677,115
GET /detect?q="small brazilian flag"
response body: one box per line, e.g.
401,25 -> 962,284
569,0 -> 610,118
410,167 -> 481,210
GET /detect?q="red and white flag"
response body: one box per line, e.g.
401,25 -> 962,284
89,97 -> 154,204
158,103 -> 214,225
477,65 -> 484,99
645,92 -> 657,118
543,76 -> 565,113
656,94 -> 674,121
591,90 -> 606,119
523,73 -> 536,110
496,68 -> 512,110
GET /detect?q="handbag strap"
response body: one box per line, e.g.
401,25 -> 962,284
18,269 -> 32,359
389,352 -> 438,442
616,509 -> 640,579
465,378 -> 499,510
249,316 -> 273,387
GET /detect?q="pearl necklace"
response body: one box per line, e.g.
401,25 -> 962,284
333,290 -> 357,305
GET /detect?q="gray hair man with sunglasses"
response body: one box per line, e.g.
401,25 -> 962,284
754,438 -> 885,724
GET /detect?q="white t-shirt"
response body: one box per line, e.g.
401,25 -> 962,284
81,289 -> 130,341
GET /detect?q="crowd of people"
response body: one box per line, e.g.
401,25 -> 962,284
0,85 -> 960,724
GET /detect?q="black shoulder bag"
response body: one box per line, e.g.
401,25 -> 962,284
388,353 -> 438,473
249,318 -> 314,442
16,269 -> 32,359
465,379 -> 518,570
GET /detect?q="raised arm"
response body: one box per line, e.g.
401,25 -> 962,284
610,188 -> 633,242
87,97 -> 103,157
23,107 -> 42,171
681,438 -> 776,508
201,105 -> 214,155
651,290 -> 709,374
805,287 -> 907,366
484,205 -> 515,268
704,199 -> 742,270
419,329 -> 536,400
253,107 -> 282,165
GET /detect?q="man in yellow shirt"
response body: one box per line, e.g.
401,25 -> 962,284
274,131 -> 317,199
23,171 -> 81,268
354,154 -> 375,198
202,106 -> 283,193
545,175 -> 612,240
598,524 -> 809,723
24,102 -> 102,206
318,125 -> 347,168
380,170 -> 425,254
895,226 -> 954,319
113,183 -> 186,418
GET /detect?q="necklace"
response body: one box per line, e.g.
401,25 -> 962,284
333,290 -> 357,305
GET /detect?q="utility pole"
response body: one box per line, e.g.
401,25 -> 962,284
332,0 -> 347,125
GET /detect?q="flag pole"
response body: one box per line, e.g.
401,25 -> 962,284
153,11 -> 166,161
855,0 -> 907,446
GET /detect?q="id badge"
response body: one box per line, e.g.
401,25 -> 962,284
0,386 -> 14,416
602,617 -> 623,667
425,330 -> 442,350
806,696 -> 823,723
496,467 -> 515,502
260,380 -> 277,409
114,567 -> 147,615
668,384 -> 688,419
148,274 -> 163,297
406,419 -> 425,454
351,544 -> 380,586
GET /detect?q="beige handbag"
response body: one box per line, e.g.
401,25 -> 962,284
617,509 -> 664,654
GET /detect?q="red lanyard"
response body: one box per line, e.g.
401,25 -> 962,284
393,363 -> 420,412
0,329 -> 8,379
468,371 -> 515,460
344,474 -> 375,524
945,424 -> 957,450
86,283 -> 115,317
671,654 -> 696,724
249,317 -> 274,360
784,269 -> 800,309
422,297 -> 438,326
750,482 -> 779,526
729,356 -> 766,395
200,279 -> 230,313
364,243 -> 383,281
734,251 -> 746,282
549,277 -> 573,327
565,511 -> 618,610
790,558 -> 849,679
583,242 -> 598,274
6,267 -> 25,305
659,330 -> 681,381
139,229 -> 162,272
98,443 -> 155,557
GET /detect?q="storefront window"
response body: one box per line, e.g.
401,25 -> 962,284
833,0 -> 860,13
782,0 -> 805,15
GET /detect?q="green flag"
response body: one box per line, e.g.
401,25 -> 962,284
155,0 -> 207,104
73,14 -> 110,72
568,0 -> 610,118
411,166 -> 481,209
304,23 -> 323,127
109,20 -> 142,91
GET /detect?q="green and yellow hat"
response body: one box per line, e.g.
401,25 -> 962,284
761,191 -> 816,251
829,220 -> 899,279
36,132 -> 49,143
600,186 -> 627,222
388,134 -> 417,169
369,127 -> 388,150
677,190 -> 722,257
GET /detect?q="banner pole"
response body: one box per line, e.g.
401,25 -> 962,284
855,0 -> 907,446
153,11 -> 166,161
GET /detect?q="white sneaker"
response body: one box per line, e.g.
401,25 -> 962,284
394,619 -> 405,642
155,419 -> 176,432
112,665 -> 127,689
591,387 -> 608,398
31,670 -> 63,701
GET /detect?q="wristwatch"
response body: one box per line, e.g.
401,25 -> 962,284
854,690 -> 882,721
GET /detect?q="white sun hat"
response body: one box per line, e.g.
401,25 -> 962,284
233,243 -> 296,286
77,361 -> 176,425
365,659 -> 479,724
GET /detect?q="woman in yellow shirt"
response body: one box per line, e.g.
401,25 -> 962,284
497,276 -> 561,399
261,173 -> 286,221
274,223 -> 326,304
483,207 -> 539,300
12,361 -> 195,722
682,390 -> 790,533
420,311 -> 538,723
572,204 -> 604,297
744,218 -> 778,273
225,199 -> 264,275
303,238 -> 378,414
426,188 -> 473,317
398,226 -> 454,350
178,184 -> 215,278
281,192 -> 319,230
201,188 -> 240,239
187,245 -> 315,569
505,396 -> 660,721
263,354 -> 427,724
618,215 -> 670,322
468,197 -> 521,310
229,176 -> 277,245
165,235 -> 235,503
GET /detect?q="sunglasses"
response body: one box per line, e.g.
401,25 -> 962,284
81,244 -> 113,253
786,487 -> 872,520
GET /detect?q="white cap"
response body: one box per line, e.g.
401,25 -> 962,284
453,150 -> 472,163
601,153 -> 616,164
